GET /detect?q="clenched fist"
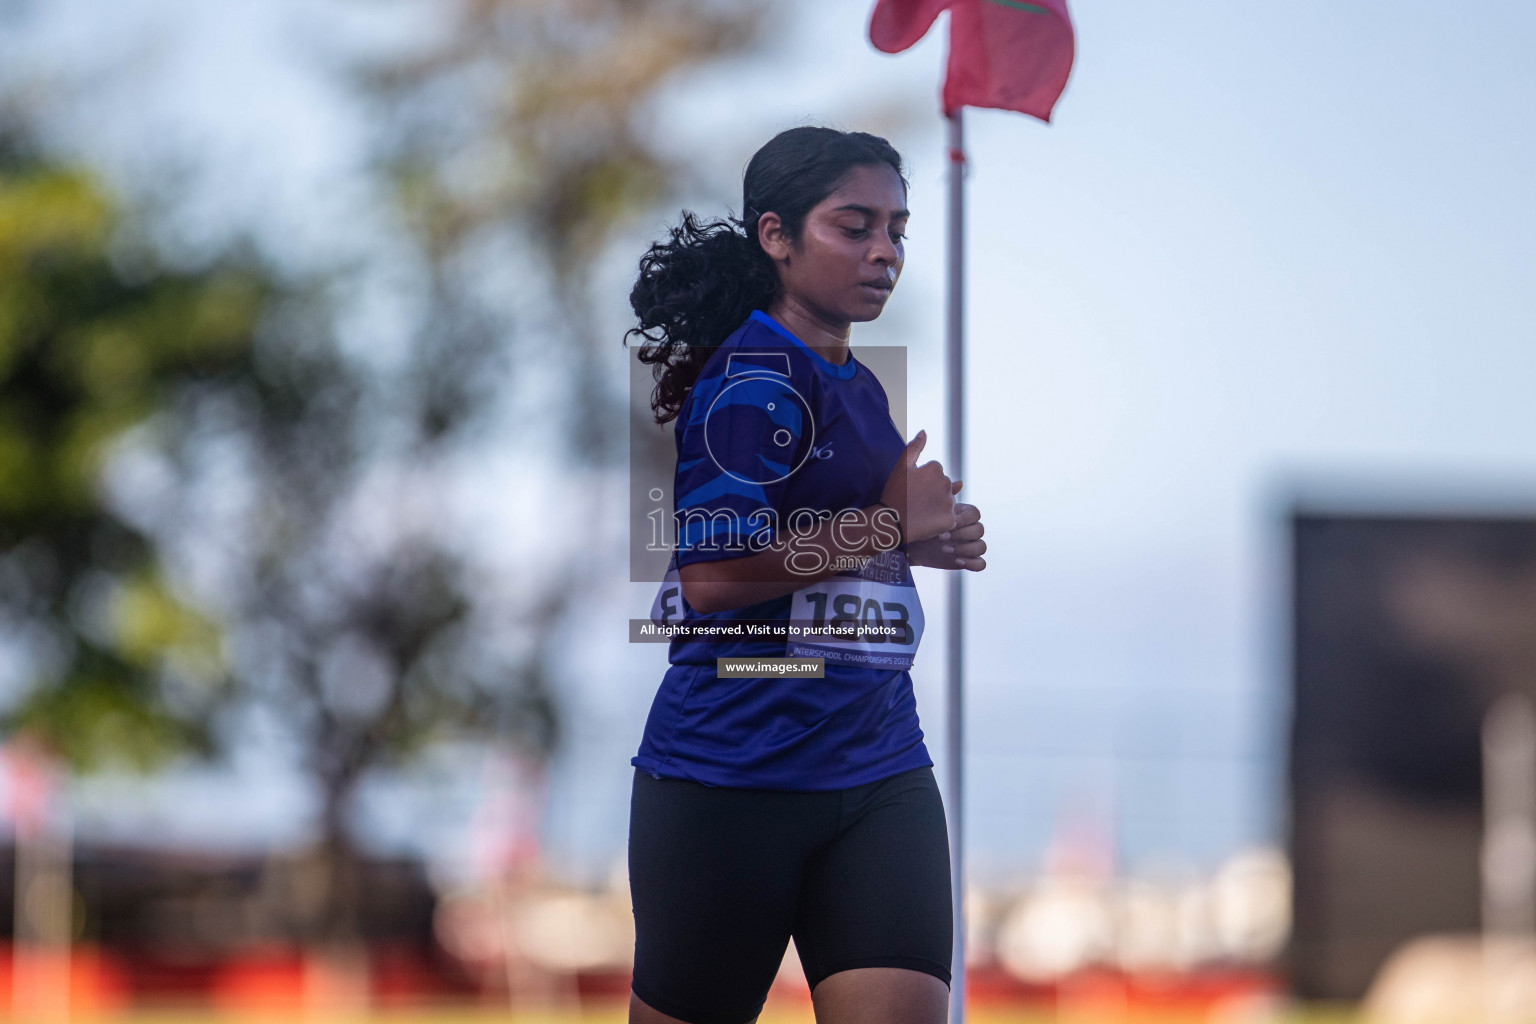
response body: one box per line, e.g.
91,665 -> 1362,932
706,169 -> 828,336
906,479 -> 987,572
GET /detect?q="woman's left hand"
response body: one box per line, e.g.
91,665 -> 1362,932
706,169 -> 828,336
905,481 -> 986,571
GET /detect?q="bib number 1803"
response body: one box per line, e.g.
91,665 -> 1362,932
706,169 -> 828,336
799,591 -> 913,645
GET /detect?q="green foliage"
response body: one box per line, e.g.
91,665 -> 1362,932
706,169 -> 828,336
10,654 -> 210,773
0,138 -> 263,771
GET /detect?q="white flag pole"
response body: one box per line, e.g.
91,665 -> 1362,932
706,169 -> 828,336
944,106 -> 967,1024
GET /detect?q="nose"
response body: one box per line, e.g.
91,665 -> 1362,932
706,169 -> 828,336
869,232 -> 899,267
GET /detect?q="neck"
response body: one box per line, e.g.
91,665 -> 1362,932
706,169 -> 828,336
766,295 -> 850,365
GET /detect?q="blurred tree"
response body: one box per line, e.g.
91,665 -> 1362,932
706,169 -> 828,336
0,106 -> 515,951
207,0 -> 769,952
354,0 -> 766,460
0,0 -> 768,963
0,122 -> 256,771
306,0 -> 763,934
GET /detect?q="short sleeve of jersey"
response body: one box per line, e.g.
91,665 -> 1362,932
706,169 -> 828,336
673,350 -> 812,568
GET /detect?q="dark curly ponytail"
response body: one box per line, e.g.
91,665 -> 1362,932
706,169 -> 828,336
627,126 -> 906,424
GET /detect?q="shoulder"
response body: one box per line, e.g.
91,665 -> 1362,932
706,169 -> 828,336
679,317 -> 820,428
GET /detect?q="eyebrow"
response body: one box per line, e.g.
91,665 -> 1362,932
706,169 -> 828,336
830,203 -> 910,219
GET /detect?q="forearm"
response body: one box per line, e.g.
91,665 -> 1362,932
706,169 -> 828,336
678,505 -> 902,614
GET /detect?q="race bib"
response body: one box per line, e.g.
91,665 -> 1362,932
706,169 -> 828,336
785,549 -> 925,669
649,550 -> 924,669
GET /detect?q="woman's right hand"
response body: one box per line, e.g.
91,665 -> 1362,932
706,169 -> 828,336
881,430 -> 957,544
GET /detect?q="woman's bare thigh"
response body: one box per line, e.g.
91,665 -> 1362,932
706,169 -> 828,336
811,966 -> 948,1024
629,988 -> 758,1024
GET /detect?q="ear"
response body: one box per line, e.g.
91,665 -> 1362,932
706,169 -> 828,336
756,211 -> 792,263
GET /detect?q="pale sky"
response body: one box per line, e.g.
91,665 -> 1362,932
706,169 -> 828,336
7,0 -> 1536,883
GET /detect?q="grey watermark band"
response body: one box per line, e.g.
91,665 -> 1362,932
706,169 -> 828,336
628,620 -> 907,643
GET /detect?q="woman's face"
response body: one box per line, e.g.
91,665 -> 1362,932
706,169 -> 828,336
759,163 -> 909,326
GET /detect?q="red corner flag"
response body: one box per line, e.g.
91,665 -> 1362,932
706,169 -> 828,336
869,0 -> 1075,121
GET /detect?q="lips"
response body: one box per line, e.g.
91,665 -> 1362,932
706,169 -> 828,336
859,280 -> 893,296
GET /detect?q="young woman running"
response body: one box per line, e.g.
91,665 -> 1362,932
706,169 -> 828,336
626,126 -> 988,1024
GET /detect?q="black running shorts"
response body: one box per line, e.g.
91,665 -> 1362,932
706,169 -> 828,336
627,764 -> 952,1024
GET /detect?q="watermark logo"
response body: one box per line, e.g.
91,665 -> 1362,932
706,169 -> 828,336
701,353 -> 816,485
630,343 -> 907,584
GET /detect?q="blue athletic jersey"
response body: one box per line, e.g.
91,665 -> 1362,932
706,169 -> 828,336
632,310 -> 934,789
